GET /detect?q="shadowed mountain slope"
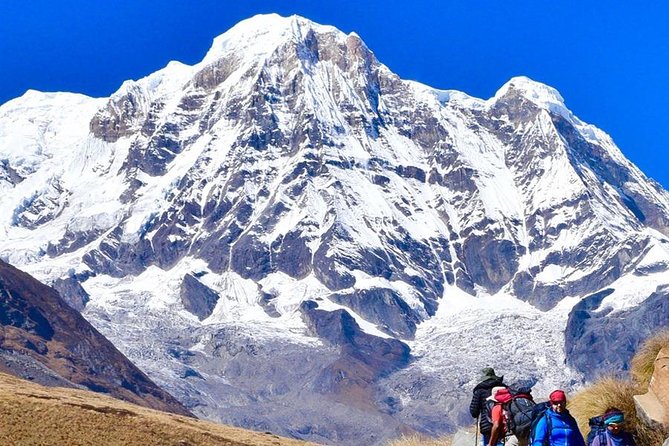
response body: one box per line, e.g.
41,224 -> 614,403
0,259 -> 191,416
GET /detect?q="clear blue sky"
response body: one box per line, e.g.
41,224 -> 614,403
1,1 -> 668,188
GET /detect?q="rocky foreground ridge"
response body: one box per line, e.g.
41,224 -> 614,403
1,13 -> 669,445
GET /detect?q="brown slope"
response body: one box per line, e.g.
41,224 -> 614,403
0,259 -> 190,416
0,372 -> 317,446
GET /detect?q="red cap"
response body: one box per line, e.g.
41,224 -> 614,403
495,388 -> 513,404
549,390 -> 567,403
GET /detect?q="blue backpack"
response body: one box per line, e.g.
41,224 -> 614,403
586,415 -> 607,446
529,402 -> 552,446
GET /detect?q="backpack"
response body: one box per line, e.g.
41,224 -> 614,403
485,389 -> 536,438
529,401 -> 552,446
586,414 -> 609,446
505,392 -> 537,438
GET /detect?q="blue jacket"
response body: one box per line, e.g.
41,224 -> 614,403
532,408 -> 586,446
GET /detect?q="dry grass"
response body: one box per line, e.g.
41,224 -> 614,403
570,376 -> 639,434
570,376 -> 668,446
630,329 -> 669,389
385,433 -> 452,446
0,372 -> 316,446
384,426 -> 478,446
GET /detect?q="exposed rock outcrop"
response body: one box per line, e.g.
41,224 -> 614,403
565,287 -> 669,377
299,300 -> 410,406
180,273 -> 220,320
634,346 -> 669,428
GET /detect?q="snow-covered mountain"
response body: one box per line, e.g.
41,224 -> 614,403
1,13 -> 669,445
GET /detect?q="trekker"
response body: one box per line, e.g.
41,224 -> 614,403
488,386 -> 534,446
531,390 -> 585,446
588,408 -> 636,446
488,386 -> 513,446
470,367 -> 506,446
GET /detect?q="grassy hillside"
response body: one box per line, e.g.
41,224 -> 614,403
0,372 -> 316,446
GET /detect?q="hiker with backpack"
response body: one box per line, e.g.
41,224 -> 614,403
488,386 -> 536,446
488,386 -> 513,446
470,367 -> 506,446
531,390 -> 585,446
587,408 -> 636,446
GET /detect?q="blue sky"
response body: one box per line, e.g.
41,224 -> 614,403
1,1 -> 668,188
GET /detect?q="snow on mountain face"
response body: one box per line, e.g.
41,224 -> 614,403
2,13 -> 669,445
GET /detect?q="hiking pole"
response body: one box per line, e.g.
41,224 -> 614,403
475,414 -> 480,446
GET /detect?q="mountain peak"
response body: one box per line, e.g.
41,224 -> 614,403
200,13 -> 341,66
493,75 -> 569,118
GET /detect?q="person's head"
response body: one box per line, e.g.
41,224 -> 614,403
488,386 -> 512,403
481,367 -> 501,381
603,408 -> 625,435
548,389 -> 567,413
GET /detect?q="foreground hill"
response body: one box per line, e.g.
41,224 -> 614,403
0,371 -> 316,446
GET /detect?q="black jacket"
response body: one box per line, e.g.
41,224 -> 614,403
469,377 -> 505,435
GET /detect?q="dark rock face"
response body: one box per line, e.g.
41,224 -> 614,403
51,275 -> 91,312
312,224 -> 357,291
0,260 -> 191,416
46,228 -> 105,257
461,236 -> 520,294
191,56 -> 240,92
271,229 -> 313,279
0,159 -> 24,186
299,301 -> 410,403
230,234 -> 272,281
123,120 -> 188,177
180,273 -> 220,321
301,300 -> 411,370
89,84 -> 148,142
565,287 -> 669,377
330,289 -> 420,339
11,180 -> 67,229
0,282 -> 55,341
82,227 -> 155,278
